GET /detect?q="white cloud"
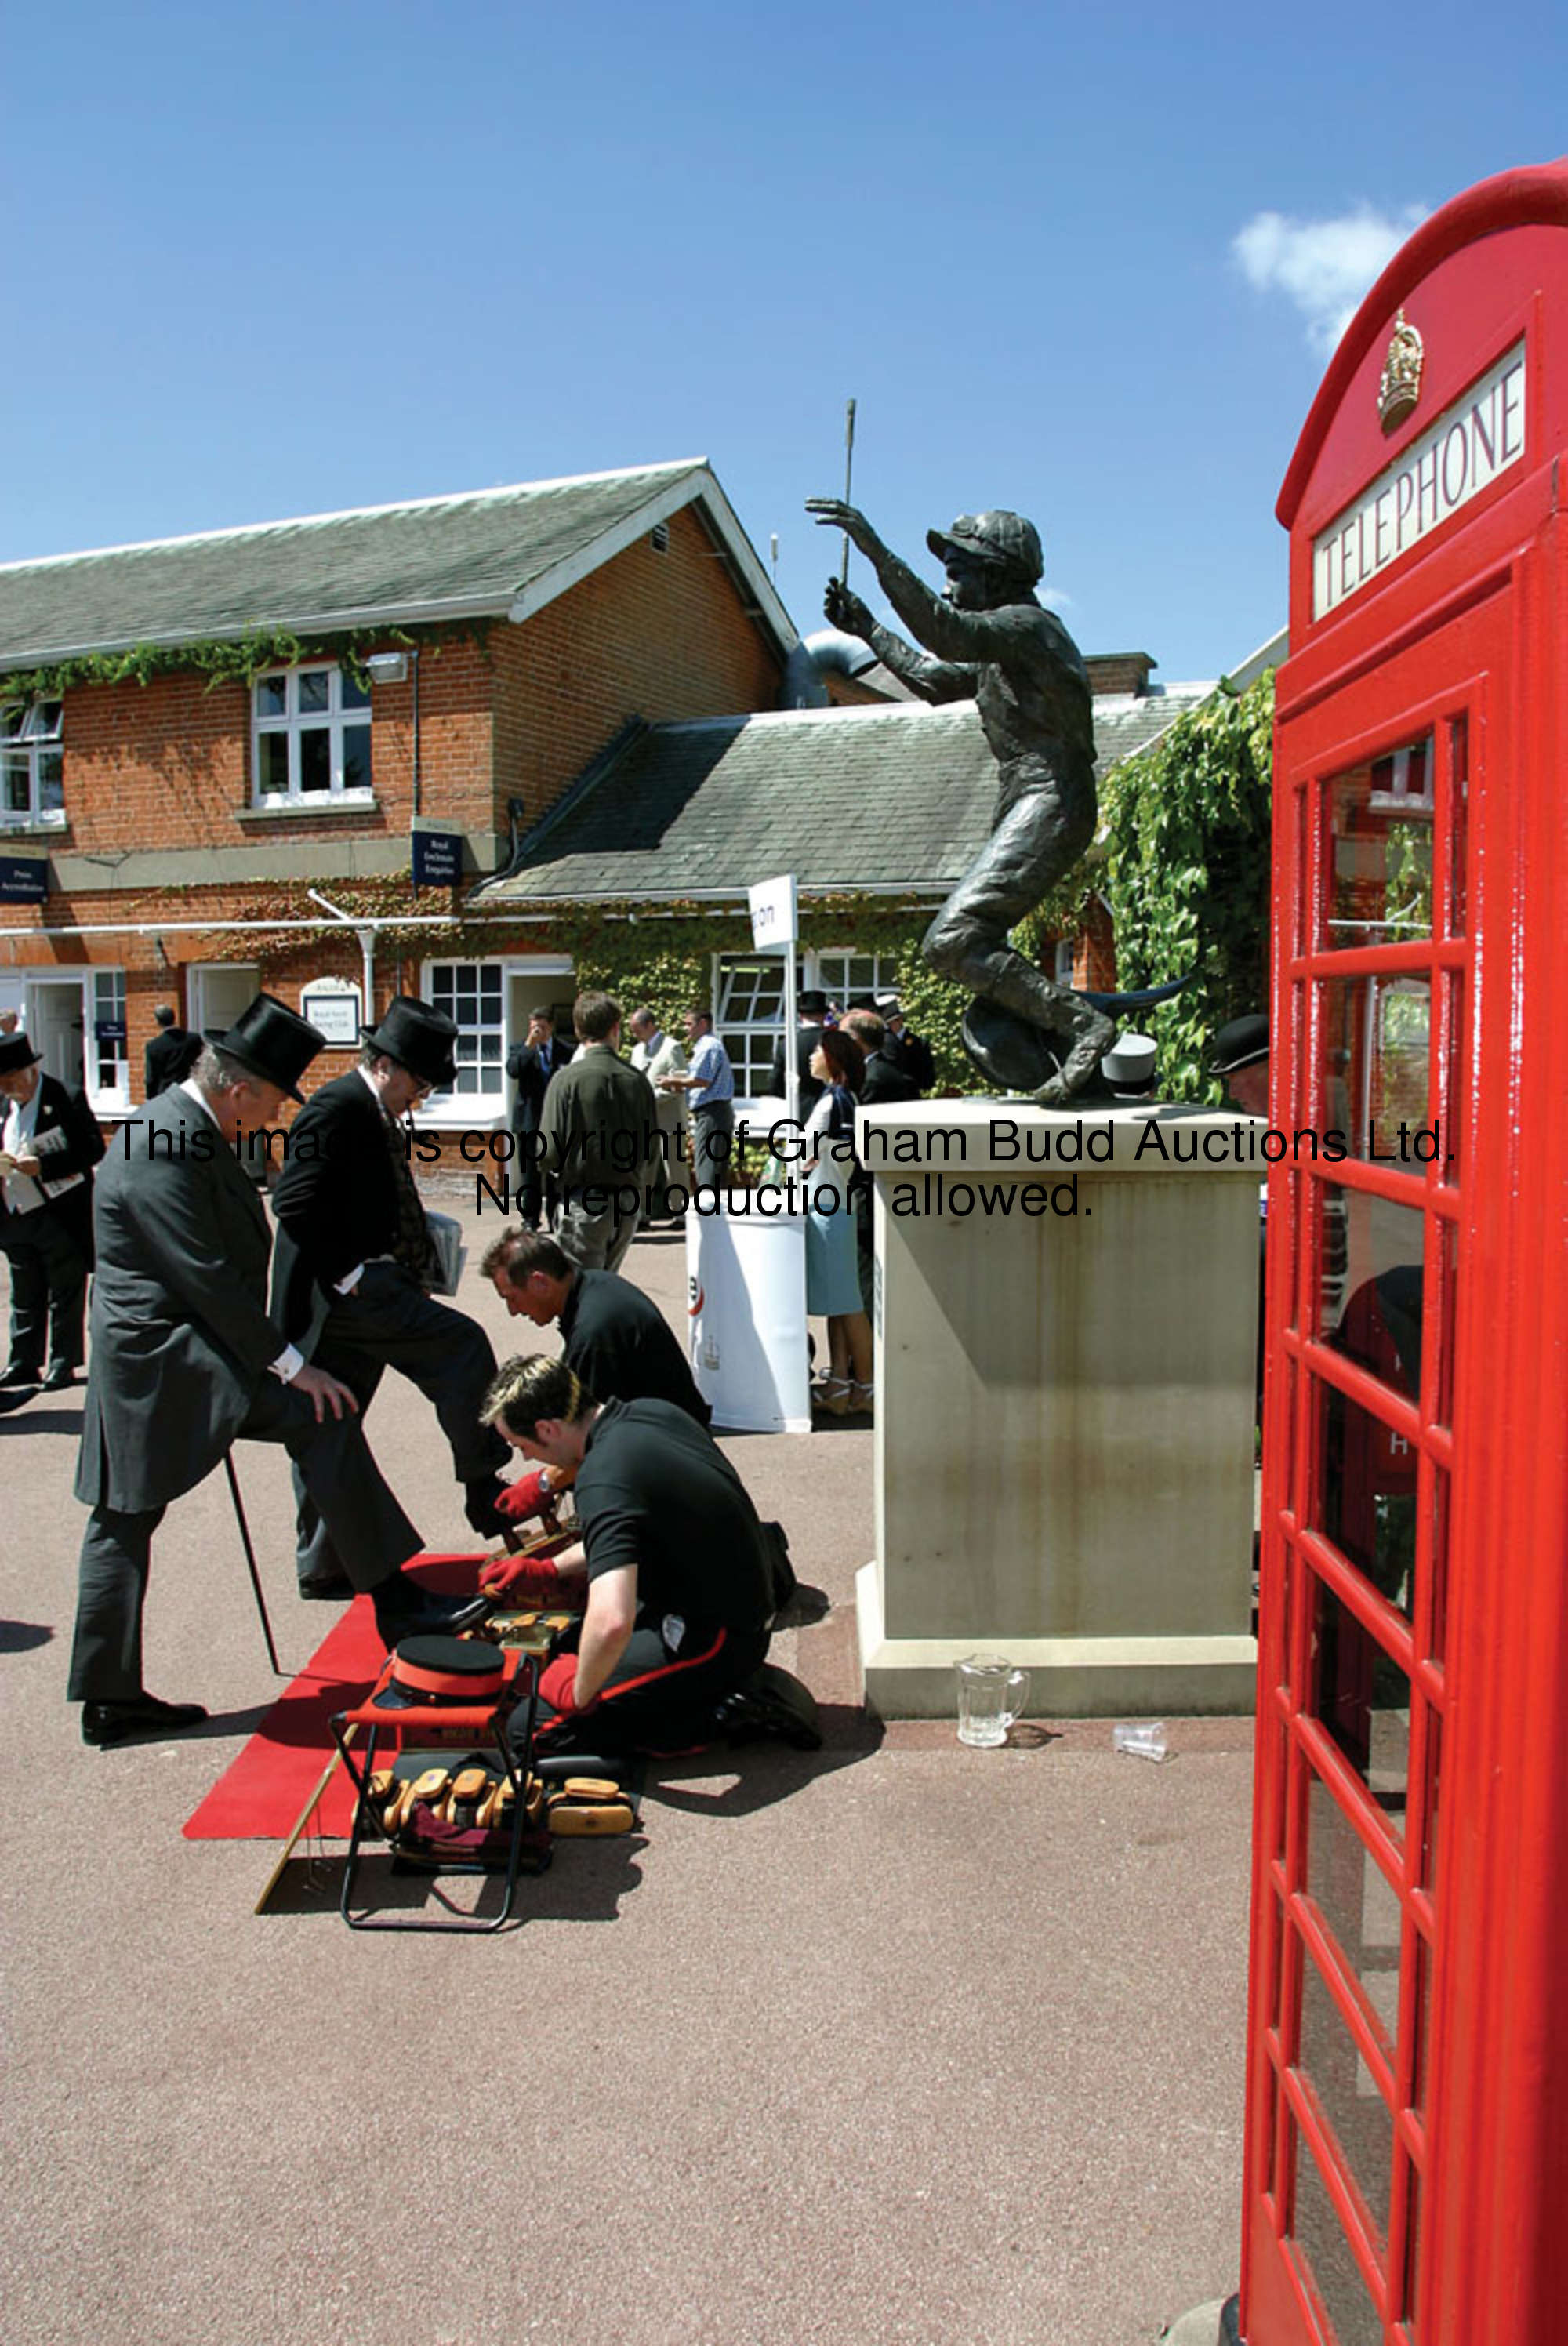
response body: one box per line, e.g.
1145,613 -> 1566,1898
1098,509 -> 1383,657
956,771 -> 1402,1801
1233,202 -> 1429,354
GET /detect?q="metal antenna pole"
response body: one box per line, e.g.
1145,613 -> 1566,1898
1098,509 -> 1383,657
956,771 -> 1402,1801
225,1454 -> 282,1676
840,398 -> 857,586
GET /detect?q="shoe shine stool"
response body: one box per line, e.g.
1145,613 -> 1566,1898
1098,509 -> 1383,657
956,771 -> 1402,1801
332,1625 -> 561,1934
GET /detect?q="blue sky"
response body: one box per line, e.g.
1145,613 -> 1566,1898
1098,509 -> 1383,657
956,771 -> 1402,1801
3,2 -> 1563,681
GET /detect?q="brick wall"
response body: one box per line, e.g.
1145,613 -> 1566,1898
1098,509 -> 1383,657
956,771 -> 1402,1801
52,642 -> 495,859
494,501 -> 785,828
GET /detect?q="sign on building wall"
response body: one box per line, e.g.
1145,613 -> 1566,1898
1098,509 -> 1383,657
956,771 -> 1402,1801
412,817 -> 464,888
0,849 -> 49,904
300,977 -> 363,1047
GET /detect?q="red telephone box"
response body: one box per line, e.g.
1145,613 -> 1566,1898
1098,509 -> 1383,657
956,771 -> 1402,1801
1241,164 -> 1568,2345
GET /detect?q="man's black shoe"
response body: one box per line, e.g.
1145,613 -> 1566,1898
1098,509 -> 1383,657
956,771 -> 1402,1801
0,1387 -> 34,1414
41,1364 -> 78,1392
463,1474 -> 510,1542
82,1694 -> 209,1749
298,1570 -> 355,1600
372,1578 -> 488,1647
0,1360 -> 39,1389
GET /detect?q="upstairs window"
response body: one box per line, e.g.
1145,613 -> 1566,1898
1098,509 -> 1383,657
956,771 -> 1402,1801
252,664 -> 372,804
1,699 -> 64,826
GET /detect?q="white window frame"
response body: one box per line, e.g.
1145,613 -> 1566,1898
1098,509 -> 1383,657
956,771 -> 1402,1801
251,663 -> 373,807
809,947 -> 894,1009
714,952 -> 789,1106
89,970 -> 130,1111
421,959 -> 508,1119
1,697 -> 65,829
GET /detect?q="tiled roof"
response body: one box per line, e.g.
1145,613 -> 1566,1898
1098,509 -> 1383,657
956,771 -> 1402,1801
476,681 -> 1218,905
0,459 -> 793,668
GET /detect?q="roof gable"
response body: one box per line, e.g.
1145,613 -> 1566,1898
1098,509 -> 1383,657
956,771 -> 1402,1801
0,459 -> 796,670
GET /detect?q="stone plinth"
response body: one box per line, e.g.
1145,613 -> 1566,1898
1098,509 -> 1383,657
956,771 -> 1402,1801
856,1101 -> 1262,1718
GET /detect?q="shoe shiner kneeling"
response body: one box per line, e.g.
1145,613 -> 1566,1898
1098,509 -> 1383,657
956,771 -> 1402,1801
479,1356 -> 775,1756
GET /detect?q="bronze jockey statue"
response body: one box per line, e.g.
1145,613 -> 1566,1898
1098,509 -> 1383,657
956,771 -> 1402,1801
807,497 -> 1115,1100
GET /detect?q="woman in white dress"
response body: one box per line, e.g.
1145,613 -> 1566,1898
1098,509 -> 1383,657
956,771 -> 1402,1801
802,1029 -> 873,1415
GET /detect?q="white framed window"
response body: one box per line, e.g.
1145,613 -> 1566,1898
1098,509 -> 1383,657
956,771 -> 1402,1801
1,699 -> 64,826
188,963 -> 261,1040
425,961 -> 506,1109
90,970 -> 129,1109
811,949 -> 891,1008
716,954 -> 787,1102
252,664 -> 372,804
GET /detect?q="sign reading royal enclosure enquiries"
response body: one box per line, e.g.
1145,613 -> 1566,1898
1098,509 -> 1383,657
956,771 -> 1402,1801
1313,338 -> 1526,616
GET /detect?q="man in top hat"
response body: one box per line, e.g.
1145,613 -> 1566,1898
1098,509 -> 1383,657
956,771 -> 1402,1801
70,995 -> 475,1749
767,989 -> 829,1117
270,994 -> 514,1596
0,1030 -> 105,1398
875,994 -> 935,1095
144,1002 -> 201,1099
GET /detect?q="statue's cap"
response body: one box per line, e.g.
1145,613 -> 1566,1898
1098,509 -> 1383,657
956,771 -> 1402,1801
927,510 -> 1043,587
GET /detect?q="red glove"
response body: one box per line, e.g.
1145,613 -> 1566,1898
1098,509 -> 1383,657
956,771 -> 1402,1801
495,1469 -> 555,1528
477,1552 -> 566,1603
539,1653 -> 590,1716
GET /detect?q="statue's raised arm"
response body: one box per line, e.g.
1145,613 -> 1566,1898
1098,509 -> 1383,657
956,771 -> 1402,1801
805,496 -> 1113,1101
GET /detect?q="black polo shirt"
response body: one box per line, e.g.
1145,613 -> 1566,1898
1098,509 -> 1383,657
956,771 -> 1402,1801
559,1268 -> 711,1426
575,1398 -> 771,1632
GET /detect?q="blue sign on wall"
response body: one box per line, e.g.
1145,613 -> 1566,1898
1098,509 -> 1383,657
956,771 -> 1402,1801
0,854 -> 47,904
412,826 -> 463,888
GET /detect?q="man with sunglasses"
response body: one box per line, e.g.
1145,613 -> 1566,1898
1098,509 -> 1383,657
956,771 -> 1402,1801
271,994 -> 512,1598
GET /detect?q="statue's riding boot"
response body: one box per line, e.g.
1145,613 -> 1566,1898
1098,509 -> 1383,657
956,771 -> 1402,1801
1034,997 -> 1116,1106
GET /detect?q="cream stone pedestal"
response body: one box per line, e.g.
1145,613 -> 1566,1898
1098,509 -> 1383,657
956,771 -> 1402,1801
856,1101 -> 1262,1719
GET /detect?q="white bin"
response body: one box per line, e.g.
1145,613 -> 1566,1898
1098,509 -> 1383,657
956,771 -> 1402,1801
685,1196 -> 811,1433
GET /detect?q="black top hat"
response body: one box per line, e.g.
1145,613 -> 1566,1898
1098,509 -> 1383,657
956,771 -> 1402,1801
361,994 -> 459,1090
1209,1013 -> 1270,1077
0,1034 -> 45,1078
204,993 -> 323,1102
797,989 -> 829,1016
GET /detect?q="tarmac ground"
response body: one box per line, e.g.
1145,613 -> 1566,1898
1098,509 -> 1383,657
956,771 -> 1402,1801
1,1210 -> 1254,2346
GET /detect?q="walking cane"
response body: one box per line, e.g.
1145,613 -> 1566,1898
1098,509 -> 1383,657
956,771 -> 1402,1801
224,1453 -> 282,1676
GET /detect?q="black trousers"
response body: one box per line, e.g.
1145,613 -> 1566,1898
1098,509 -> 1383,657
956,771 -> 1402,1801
2,1204 -> 89,1376
68,1371 -> 423,1703
524,1613 -> 770,1756
292,1262 -> 507,1584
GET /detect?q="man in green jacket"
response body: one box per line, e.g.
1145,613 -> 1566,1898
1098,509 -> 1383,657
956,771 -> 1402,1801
539,992 -> 660,1273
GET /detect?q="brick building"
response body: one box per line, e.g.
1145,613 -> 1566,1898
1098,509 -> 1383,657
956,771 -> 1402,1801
0,460 -> 794,1126
0,458 -> 1254,1135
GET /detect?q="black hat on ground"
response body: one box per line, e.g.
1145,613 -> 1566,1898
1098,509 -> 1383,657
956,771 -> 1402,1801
797,989 -> 829,1016
204,993 -> 324,1102
361,994 -> 459,1089
0,1034 -> 45,1077
1209,1013 -> 1270,1077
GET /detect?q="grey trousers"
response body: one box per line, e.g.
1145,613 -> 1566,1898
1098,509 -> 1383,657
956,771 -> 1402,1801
557,1184 -> 641,1275
691,1102 -> 735,1190
68,1372 -> 423,1702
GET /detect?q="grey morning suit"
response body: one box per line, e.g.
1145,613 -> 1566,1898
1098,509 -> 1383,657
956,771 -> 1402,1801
69,1088 -> 422,1701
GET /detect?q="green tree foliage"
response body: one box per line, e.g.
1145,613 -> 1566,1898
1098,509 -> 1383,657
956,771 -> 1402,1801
1099,670 -> 1275,1102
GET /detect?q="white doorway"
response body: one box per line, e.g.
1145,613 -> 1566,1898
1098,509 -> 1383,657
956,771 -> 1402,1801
28,979 -> 85,1088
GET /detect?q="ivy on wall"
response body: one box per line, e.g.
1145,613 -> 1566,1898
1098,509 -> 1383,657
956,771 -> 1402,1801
1097,668 -> 1276,1102
0,618 -> 487,705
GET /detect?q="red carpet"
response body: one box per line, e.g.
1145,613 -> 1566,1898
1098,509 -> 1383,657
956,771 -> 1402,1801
182,1554 -> 485,1840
